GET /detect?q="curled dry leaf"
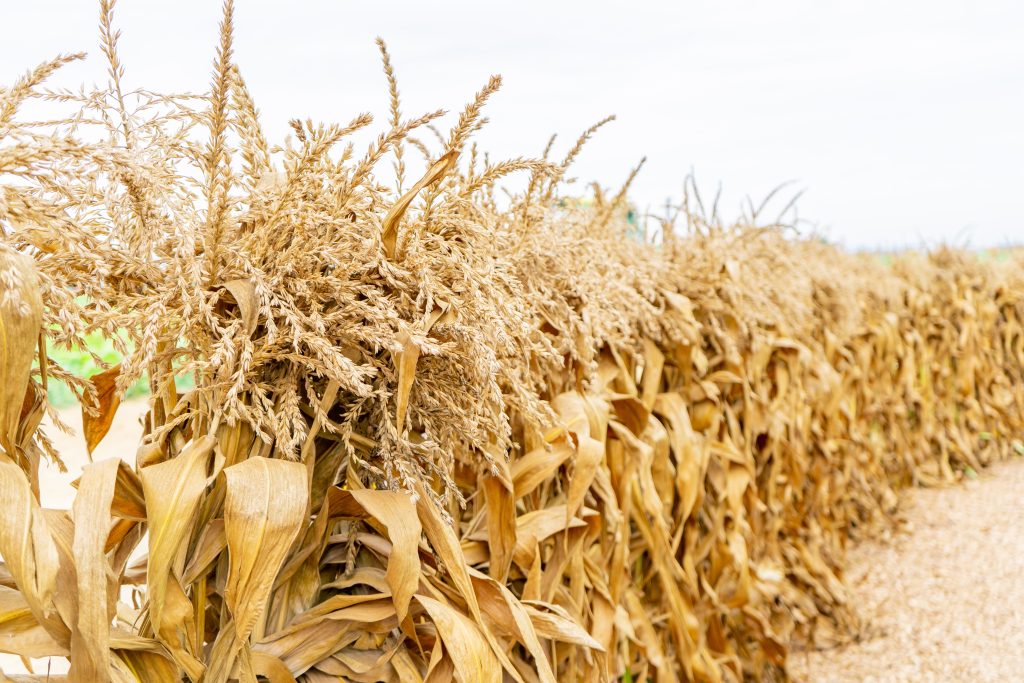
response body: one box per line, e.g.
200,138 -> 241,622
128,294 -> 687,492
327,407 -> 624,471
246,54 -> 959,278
69,457 -> 120,682
415,595 -> 501,683
81,364 -> 123,457
0,248 -> 42,456
219,279 -> 259,337
0,459 -> 63,642
223,457 -> 308,645
381,151 -> 459,259
391,328 -> 420,438
0,585 -> 68,659
347,489 -> 421,624
140,434 -> 217,679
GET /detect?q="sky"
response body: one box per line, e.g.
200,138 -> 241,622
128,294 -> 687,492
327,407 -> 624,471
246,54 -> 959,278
2,0 -> 1021,250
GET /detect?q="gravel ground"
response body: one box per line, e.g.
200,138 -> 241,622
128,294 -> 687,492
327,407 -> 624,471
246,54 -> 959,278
791,456 -> 1024,682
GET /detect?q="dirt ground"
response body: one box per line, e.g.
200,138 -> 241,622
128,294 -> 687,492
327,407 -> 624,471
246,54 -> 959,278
791,456 -> 1024,682
3,402 -> 1023,680
35,399 -> 150,509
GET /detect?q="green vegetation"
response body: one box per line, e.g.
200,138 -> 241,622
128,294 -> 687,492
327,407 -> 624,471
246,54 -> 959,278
43,332 -> 149,406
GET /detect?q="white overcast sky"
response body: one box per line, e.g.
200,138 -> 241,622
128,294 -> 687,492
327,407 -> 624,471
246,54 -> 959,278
2,1 -> 1021,250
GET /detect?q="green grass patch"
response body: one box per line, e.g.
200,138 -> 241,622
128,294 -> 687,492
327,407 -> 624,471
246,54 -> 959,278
43,329 -> 196,408
43,332 -> 150,407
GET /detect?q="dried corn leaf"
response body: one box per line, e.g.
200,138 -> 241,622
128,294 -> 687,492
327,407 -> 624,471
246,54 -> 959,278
81,365 -> 122,457
223,457 -> 308,644
219,279 -> 259,337
415,595 -> 500,683
0,459 -> 63,641
381,151 -> 458,258
68,457 -> 120,681
391,329 -> 420,438
0,249 -> 42,456
140,435 -> 217,634
348,489 -> 421,623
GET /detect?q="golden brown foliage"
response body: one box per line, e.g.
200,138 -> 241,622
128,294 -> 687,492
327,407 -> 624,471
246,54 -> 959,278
2,3 -> 1024,681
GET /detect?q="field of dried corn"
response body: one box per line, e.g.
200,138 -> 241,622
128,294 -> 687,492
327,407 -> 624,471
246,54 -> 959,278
2,2 -> 1023,682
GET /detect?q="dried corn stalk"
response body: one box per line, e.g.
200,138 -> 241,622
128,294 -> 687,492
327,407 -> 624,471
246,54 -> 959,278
2,3 -> 1023,682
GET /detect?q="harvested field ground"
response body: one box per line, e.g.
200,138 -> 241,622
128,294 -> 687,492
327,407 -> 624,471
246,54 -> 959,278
792,457 -> 1024,683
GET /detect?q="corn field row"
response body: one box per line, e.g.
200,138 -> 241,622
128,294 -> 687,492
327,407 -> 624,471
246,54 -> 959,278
1,2 -> 1022,681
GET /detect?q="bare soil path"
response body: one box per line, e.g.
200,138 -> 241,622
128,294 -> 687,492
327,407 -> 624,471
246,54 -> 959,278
792,457 -> 1024,682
